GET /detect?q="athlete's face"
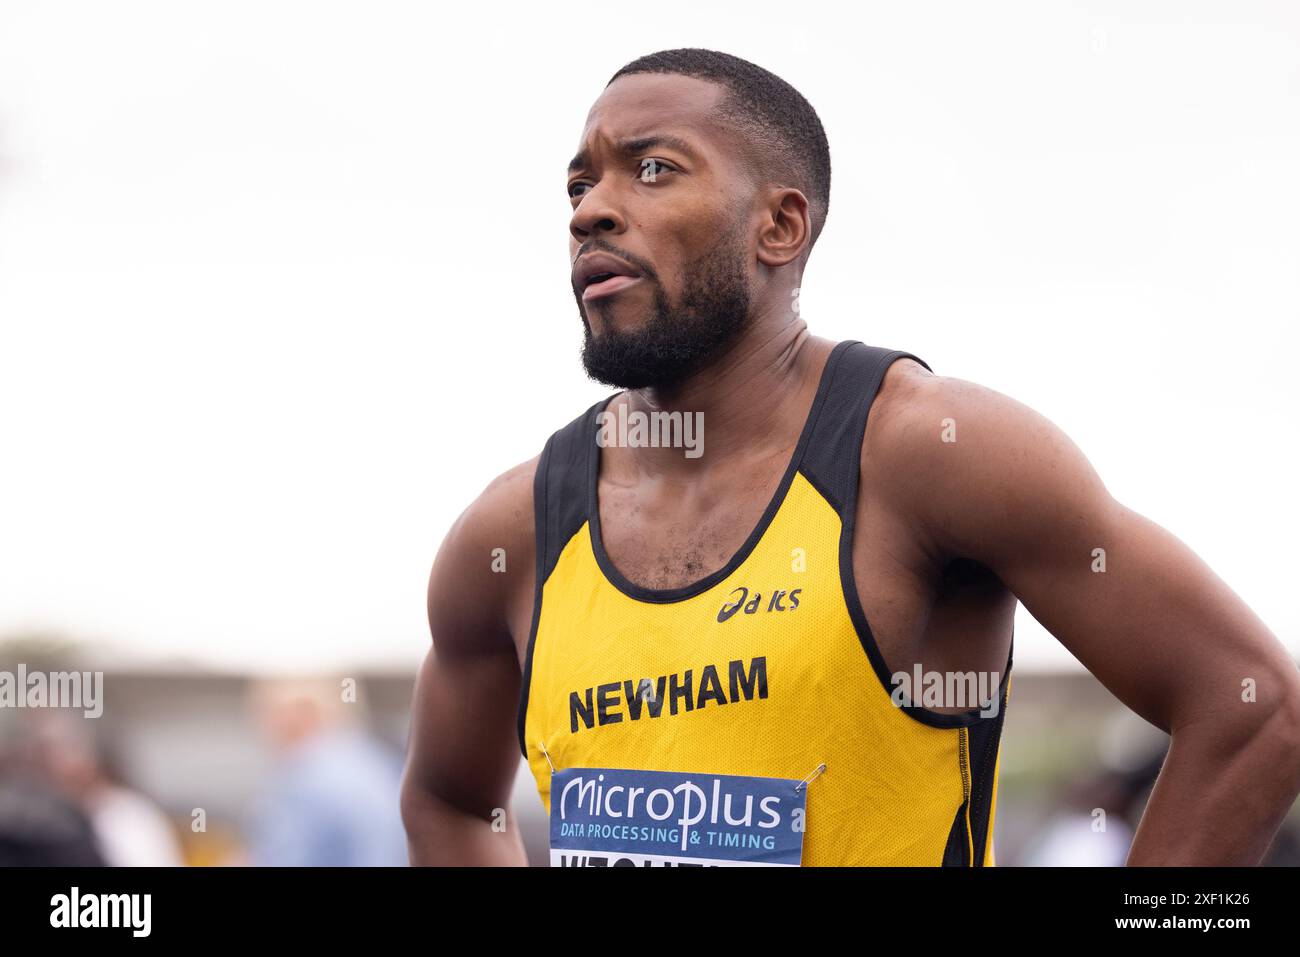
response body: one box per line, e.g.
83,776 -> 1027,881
567,74 -> 756,389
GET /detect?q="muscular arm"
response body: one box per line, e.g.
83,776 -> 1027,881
875,363 -> 1300,865
400,457 -> 537,865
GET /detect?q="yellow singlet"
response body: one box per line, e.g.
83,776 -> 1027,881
518,341 -> 1012,866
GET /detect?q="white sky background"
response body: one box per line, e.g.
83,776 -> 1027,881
0,1 -> 1296,674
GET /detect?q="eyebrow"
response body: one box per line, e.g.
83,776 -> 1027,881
567,134 -> 699,174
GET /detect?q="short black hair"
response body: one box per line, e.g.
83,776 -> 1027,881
608,48 -> 832,250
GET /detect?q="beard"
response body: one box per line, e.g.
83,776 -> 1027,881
578,226 -> 752,391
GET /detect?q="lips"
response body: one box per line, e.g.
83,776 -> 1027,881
582,274 -> 642,301
574,252 -> 643,301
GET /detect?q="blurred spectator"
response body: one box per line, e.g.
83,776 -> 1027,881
0,755 -> 107,866
1020,742 -> 1165,866
20,713 -> 183,866
246,678 -> 407,866
1020,771 -> 1142,866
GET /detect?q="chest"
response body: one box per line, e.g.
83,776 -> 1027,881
567,462 -> 1013,684
595,465 -> 786,592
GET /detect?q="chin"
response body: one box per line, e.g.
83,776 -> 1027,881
583,306 -> 653,340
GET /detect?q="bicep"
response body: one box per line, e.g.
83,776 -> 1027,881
910,380 -> 1297,735
1000,493 -> 1290,736
403,640 -> 522,821
403,466 -> 536,823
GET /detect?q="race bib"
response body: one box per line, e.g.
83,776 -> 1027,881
549,767 -> 807,867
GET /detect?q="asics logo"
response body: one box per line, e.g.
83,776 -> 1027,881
716,586 -> 802,623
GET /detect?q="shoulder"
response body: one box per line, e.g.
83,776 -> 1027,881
866,357 -> 1058,458
445,456 -> 539,556
426,454 -> 540,655
864,357 -> 1114,561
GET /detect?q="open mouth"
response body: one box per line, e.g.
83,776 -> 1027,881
582,273 -> 641,301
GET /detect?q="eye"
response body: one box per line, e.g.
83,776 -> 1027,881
568,181 -> 592,200
638,158 -> 675,181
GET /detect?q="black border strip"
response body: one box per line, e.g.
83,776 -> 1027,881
828,347 -> 1013,729
515,436 -> 555,758
585,340 -> 854,604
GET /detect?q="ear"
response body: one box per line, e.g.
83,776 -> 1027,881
755,188 -> 811,269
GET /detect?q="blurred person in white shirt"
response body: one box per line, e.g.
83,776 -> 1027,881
22,713 -> 184,867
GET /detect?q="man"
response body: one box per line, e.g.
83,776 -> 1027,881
401,49 -> 1300,866
248,679 -> 408,867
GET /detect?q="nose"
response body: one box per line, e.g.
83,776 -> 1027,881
569,184 -> 626,245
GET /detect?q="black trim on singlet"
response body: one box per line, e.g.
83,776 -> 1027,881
536,399 -> 603,583
586,340 -> 854,603
516,397 -> 605,758
941,799 -> 971,866
960,636 -> 1013,865
939,648 -> 1014,866
800,341 -> 1015,731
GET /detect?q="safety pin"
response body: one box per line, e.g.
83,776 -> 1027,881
538,740 -> 557,773
794,763 -> 826,792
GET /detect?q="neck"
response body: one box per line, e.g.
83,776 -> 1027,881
613,318 -> 831,478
